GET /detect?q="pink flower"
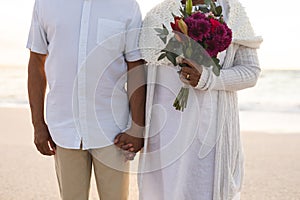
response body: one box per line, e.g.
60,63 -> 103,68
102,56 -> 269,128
209,18 -> 221,33
184,13 -> 211,41
206,39 -> 219,57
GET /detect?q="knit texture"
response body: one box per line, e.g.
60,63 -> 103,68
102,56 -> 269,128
139,0 -> 262,199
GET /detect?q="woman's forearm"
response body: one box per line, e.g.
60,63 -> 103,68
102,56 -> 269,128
196,46 -> 261,91
126,60 -> 146,137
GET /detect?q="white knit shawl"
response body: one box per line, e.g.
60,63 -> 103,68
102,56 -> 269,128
138,0 -> 263,199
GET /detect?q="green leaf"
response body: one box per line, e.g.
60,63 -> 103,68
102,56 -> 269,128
154,28 -> 164,34
185,46 -> 193,58
157,34 -> 167,44
160,36 -> 167,44
211,57 -> 221,76
212,57 -> 220,65
180,7 -> 188,18
212,65 -> 220,76
163,25 -> 169,35
204,0 -> 211,6
166,52 -> 177,66
215,6 -> 222,16
198,6 -> 210,13
210,0 -> 216,9
158,53 -> 167,61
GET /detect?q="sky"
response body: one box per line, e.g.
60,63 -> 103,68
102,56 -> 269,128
0,0 -> 300,69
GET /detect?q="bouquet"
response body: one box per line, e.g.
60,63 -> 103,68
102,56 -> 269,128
155,0 -> 232,111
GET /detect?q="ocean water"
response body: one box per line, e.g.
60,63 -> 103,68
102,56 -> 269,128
0,67 -> 299,133
238,70 -> 300,134
0,67 -> 28,107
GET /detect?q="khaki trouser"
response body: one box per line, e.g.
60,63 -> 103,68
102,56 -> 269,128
54,145 -> 129,200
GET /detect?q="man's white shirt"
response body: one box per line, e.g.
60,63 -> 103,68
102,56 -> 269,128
27,0 -> 142,149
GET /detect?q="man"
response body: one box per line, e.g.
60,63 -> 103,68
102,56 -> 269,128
27,0 -> 145,199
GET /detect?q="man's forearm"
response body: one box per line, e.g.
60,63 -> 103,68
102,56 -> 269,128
127,60 -> 146,137
28,52 -> 47,127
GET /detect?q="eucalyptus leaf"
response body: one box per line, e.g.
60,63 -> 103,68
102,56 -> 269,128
157,34 -> 167,41
211,57 -> 221,76
212,57 -> 220,65
210,0 -> 216,9
163,27 -> 169,35
158,53 -> 167,61
154,28 -> 164,34
185,46 -> 193,58
180,7 -> 188,18
166,52 -> 178,66
212,65 -> 220,76
198,6 -> 210,13
163,24 -> 169,35
159,36 -> 167,44
204,0 -> 211,6
215,6 -> 222,16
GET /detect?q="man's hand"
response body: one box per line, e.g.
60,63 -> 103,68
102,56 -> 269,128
34,123 -> 56,156
114,132 -> 144,153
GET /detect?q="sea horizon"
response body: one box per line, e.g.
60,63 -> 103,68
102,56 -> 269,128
2,64 -> 300,71
1,66 -> 299,134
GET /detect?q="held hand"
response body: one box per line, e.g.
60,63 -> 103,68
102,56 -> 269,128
179,58 -> 203,87
114,132 -> 144,153
34,123 -> 56,156
114,132 -> 144,160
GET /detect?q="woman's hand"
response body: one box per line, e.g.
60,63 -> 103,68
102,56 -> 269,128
114,132 -> 144,161
179,58 -> 203,87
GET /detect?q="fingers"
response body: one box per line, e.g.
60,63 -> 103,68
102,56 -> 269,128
180,66 -> 201,87
181,70 -> 198,82
114,133 -> 122,144
179,73 -> 190,84
121,143 -> 134,151
114,133 -> 136,161
114,133 -> 131,151
49,138 -> 56,152
35,140 -> 55,156
33,124 -> 55,156
182,58 -> 201,70
114,134 -> 126,149
114,133 -> 144,160
34,135 -> 56,156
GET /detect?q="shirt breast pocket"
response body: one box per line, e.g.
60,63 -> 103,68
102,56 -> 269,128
97,18 -> 126,51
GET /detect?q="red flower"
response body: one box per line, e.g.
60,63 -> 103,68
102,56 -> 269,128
170,17 -> 182,32
210,18 -> 221,33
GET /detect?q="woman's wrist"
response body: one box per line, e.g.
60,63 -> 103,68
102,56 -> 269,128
195,66 -> 209,90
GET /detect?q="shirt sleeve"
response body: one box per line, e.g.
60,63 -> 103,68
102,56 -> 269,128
26,0 -> 48,55
124,3 -> 143,62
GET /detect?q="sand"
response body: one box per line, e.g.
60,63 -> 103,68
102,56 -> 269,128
0,107 -> 299,200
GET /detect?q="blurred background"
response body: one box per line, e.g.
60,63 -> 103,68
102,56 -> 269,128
0,0 -> 299,199
1,0 -> 300,133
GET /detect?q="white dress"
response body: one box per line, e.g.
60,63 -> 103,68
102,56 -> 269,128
140,1 -> 227,199
139,0 -> 262,199
141,66 -> 218,200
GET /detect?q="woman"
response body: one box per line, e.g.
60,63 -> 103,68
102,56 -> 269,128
138,0 -> 262,199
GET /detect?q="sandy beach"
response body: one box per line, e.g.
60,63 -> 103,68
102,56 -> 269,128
0,107 -> 299,200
